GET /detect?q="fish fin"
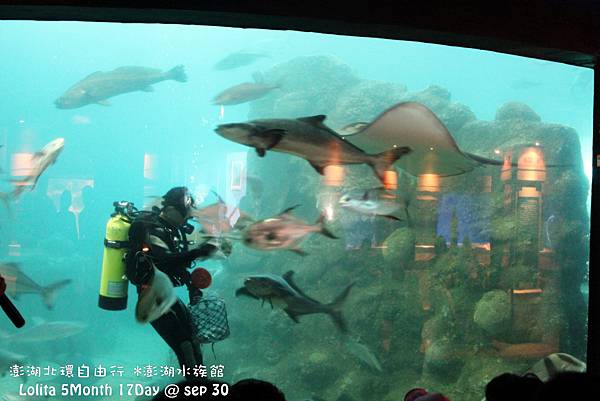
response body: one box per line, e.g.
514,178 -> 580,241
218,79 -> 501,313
235,287 -> 259,299
251,128 -> 285,150
278,204 -> 301,216
83,71 -> 102,80
96,100 -> 111,106
308,161 -> 327,175
369,147 -> 411,184
316,214 -> 338,239
167,65 -> 187,83
381,214 -> 403,221
210,190 -> 226,204
284,308 -> 301,323
255,148 -> 266,157
141,86 -> 154,92
338,121 -> 369,136
289,248 -> 308,257
282,271 -> 321,303
252,71 -> 264,84
40,279 -> 72,309
327,282 -> 354,333
298,115 -> 327,127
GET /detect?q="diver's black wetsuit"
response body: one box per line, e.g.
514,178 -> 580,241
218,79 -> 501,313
125,211 -> 215,368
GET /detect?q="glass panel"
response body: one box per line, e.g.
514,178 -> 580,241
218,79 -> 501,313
0,20 -> 593,401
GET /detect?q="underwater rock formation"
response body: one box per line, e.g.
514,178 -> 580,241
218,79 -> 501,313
473,290 -> 511,337
227,55 -> 592,401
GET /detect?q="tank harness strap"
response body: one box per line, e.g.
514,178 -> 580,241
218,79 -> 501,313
104,239 -> 130,249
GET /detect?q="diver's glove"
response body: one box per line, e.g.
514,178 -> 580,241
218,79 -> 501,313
128,251 -> 155,286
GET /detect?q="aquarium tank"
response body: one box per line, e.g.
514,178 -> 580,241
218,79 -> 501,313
0,20 -> 593,401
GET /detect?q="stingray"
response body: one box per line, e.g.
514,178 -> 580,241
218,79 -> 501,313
340,102 -> 513,177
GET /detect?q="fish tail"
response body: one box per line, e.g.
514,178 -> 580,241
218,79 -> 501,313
327,282 -> 354,333
167,65 -> 187,83
369,147 -> 412,184
316,214 -> 338,239
40,279 -> 72,309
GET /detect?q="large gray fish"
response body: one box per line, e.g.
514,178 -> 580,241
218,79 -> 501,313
0,263 -> 71,309
215,115 -> 411,184
189,191 -> 253,237
213,51 -> 268,70
11,137 -> 64,199
55,65 -> 187,109
235,270 -> 354,333
0,319 -> 86,344
339,187 -> 409,221
135,266 -> 177,324
242,205 -> 336,256
213,75 -> 279,105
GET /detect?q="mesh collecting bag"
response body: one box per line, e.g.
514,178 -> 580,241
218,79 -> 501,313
189,293 -> 230,344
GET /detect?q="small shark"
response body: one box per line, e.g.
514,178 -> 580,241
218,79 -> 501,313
0,263 -> 71,309
235,270 -> 354,333
215,115 -> 411,184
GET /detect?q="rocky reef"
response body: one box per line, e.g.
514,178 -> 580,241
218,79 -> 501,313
212,55 -> 589,401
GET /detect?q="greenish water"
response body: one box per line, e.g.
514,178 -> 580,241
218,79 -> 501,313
0,20 -> 593,401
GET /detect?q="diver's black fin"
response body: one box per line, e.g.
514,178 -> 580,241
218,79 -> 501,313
235,287 -> 259,299
255,148 -> 266,157
284,308 -> 301,323
308,161 -> 326,175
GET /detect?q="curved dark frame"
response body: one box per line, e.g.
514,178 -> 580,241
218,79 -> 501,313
1,0 -> 598,375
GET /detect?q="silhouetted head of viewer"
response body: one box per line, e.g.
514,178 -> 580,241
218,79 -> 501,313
230,378 -> 286,401
485,372 -> 543,401
536,371 -> 600,401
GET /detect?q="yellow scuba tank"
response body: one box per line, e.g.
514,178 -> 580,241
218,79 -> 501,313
98,201 -> 135,311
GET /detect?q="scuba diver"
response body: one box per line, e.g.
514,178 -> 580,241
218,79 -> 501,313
125,186 -> 218,368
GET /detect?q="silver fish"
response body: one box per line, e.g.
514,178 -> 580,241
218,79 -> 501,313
215,115 -> 411,185
189,192 -> 253,237
11,138 -> 64,199
135,266 -> 177,324
0,263 -> 71,309
344,337 -> 383,372
55,65 -> 187,109
339,187 -> 408,221
235,270 -> 354,333
242,205 -> 336,256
